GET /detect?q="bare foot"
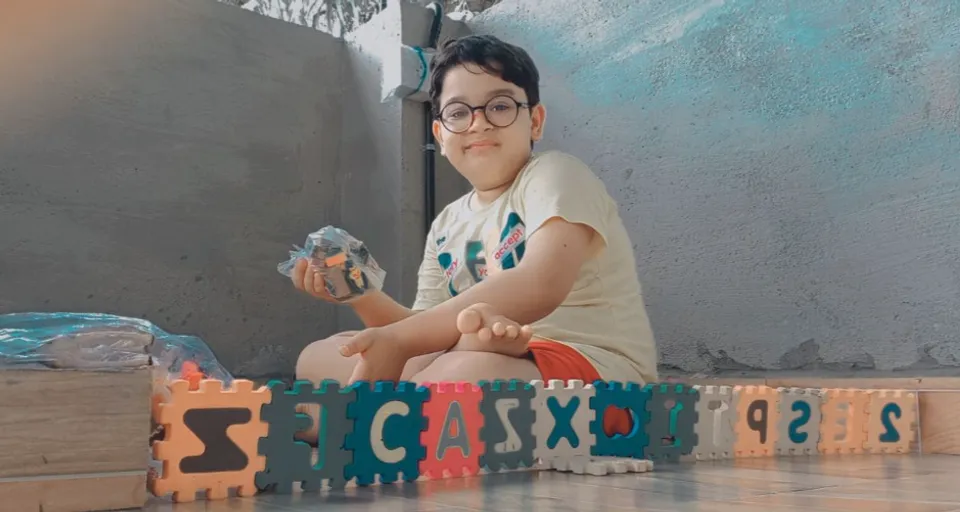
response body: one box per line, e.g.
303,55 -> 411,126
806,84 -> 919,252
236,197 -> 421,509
454,302 -> 534,357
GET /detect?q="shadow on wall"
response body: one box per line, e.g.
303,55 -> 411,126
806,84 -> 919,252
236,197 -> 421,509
471,0 -> 960,374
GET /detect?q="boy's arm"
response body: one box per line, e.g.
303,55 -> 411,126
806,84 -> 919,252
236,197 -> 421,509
348,290 -> 416,328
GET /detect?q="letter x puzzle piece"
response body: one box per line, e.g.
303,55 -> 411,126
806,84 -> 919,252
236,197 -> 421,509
419,381 -> 485,479
344,381 -> 429,486
478,379 -> 537,472
256,380 -> 355,493
775,388 -> 823,456
531,379 -> 596,465
690,385 -> 737,460
589,381 -> 651,459
864,390 -> 918,454
644,383 -> 699,462
150,379 -> 270,502
733,385 -> 780,457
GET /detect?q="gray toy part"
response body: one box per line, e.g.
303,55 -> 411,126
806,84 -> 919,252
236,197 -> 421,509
775,387 -> 823,456
690,385 -> 738,460
540,456 -> 653,476
644,384 -> 700,462
478,380 -> 537,472
256,380 -> 356,493
531,379 -> 596,462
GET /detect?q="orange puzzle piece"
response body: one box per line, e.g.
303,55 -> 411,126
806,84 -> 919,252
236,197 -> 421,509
818,388 -> 872,454
150,379 -> 271,502
419,382 -> 485,479
733,385 -> 780,457
865,390 -> 917,454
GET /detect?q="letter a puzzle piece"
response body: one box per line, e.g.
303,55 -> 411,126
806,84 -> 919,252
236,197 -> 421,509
531,379 -> 596,464
419,381 -> 485,479
733,385 -> 780,457
819,389 -> 871,455
865,390 -> 917,454
478,379 -> 537,472
589,381 -> 651,459
150,379 -> 270,502
644,383 -> 699,462
775,388 -> 823,456
690,385 -> 737,460
256,380 -> 355,493
344,381 -> 429,486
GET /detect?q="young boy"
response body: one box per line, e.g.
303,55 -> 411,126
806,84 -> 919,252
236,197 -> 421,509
291,34 -> 657,436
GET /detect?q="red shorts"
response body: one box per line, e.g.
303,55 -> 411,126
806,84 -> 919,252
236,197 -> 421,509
527,339 -> 633,437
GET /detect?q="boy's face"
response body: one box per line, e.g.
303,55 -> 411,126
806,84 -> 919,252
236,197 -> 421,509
433,63 -> 546,194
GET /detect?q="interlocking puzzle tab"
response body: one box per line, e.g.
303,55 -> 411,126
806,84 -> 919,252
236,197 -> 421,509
865,390 -> 917,454
420,382 -> 485,479
589,381 -> 651,459
256,380 -> 355,493
690,385 -> 737,460
531,379 -> 596,464
819,389 -> 872,455
644,383 -> 699,462
150,379 -> 270,502
775,388 -> 823,456
734,385 -> 780,457
478,379 -> 537,471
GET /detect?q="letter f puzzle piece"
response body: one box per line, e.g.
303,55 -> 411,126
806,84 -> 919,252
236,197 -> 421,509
531,379 -> 596,464
150,379 -> 270,502
419,382 -> 485,479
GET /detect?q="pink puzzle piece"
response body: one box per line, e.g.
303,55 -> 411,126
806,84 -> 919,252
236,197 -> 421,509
419,382 -> 485,479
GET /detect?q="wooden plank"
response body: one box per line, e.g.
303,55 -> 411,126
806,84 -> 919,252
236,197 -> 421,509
0,368 -> 151,478
920,391 -> 960,455
0,472 -> 146,512
676,375 -> 960,390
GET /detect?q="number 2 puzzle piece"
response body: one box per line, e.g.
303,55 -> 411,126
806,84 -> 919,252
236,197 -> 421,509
531,379 -> 596,464
344,381 -> 429,486
150,379 -> 270,502
644,383 -> 699,462
691,385 -> 737,460
865,390 -> 917,454
775,388 -> 823,456
589,381 -> 651,459
419,381 -> 485,479
256,380 -> 355,493
819,389 -> 872,455
733,385 -> 780,457
479,379 -> 537,472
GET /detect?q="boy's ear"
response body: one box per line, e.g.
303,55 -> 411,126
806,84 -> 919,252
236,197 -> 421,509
432,119 -> 446,155
531,103 -> 547,142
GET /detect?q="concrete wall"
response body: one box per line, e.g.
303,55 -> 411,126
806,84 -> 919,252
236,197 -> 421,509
472,0 -> 960,374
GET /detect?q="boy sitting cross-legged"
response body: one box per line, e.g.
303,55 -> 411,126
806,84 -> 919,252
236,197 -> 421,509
291,34 -> 658,438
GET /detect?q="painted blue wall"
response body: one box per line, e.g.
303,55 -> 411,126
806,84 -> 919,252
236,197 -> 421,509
472,0 -> 960,373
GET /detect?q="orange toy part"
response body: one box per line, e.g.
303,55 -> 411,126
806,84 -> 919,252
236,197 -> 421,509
864,390 -> 917,454
818,388 -> 872,454
733,385 -> 780,457
179,361 -> 204,391
149,379 -> 270,502
419,382 -> 485,479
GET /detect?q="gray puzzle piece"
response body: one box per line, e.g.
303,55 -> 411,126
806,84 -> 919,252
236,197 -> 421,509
479,379 -> 537,472
776,387 -> 823,456
690,385 -> 737,461
644,383 -> 699,462
256,380 -> 355,493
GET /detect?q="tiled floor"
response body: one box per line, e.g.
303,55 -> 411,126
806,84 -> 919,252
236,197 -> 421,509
146,455 -> 960,511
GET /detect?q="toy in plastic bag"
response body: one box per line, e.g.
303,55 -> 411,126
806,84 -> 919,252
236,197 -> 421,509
277,225 -> 386,302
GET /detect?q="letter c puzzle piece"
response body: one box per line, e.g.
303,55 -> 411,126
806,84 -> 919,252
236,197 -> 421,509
531,379 -> 596,464
733,385 -> 780,457
865,390 -> 917,454
775,388 -> 823,456
479,379 -> 537,472
419,382 -> 485,479
644,383 -> 699,462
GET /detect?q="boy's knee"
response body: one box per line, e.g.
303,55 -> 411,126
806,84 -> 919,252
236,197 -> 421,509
295,331 -> 359,380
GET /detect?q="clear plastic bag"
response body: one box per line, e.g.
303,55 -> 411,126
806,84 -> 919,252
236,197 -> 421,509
0,312 -> 232,384
277,225 -> 386,302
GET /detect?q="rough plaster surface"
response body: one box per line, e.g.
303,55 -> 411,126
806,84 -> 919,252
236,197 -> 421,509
472,0 -> 960,373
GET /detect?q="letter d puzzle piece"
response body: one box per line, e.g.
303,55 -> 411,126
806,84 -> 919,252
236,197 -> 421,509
865,390 -> 917,454
644,384 -> 699,462
344,381 -> 429,486
733,385 -> 780,457
589,381 -> 651,459
819,389 -> 871,455
775,388 -> 823,456
479,379 -> 537,472
691,385 -> 737,460
531,380 -> 596,464
420,382 -> 485,479
256,380 -> 355,492
150,379 -> 270,502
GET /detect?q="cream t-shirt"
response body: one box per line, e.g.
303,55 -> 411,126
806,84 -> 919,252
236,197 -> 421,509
412,150 -> 658,384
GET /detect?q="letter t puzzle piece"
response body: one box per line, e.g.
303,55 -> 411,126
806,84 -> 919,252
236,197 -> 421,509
691,385 -> 737,460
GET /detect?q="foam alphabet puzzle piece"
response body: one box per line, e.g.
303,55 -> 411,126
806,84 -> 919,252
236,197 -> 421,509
531,379 -> 596,464
478,379 -> 537,472
864,390 -> 917,454
255,380 -> 355,492
541,456 -> 654,476
818,388 -> 872,455
343,381 -> 429,485
775,387 -> 823,456
419,381 -> 485,479
644,383 -> 699,462
690,385 -> 737,460
733,385 -> 780,457
150,379 -> 270,502
589,381 -> 651,459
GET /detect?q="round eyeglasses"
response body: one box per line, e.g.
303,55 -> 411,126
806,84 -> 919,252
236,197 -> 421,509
437,95 -> 531,134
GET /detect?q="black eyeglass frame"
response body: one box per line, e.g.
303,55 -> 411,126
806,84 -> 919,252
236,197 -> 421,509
435,95 -> 533,134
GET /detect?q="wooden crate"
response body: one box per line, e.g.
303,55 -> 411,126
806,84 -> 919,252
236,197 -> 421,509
0,367 -> 152,512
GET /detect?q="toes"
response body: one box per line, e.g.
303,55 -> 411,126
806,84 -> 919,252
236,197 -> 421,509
478,327 -> 493,343
504,324 -> 519,339
491,321 -> 507,337
456,308 -> 484,334
519,325 -> 535,341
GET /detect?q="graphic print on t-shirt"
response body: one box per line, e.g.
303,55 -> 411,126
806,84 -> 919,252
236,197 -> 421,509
437,211 -> 527,297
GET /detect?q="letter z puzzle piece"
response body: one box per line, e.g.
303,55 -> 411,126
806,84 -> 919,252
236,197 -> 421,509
865,390 -> 917,454
344,381 -> 429,486
150,379 -> 270,502
531,380 -> 596,464
775,388 -> 823,456
819,389 -> 872,455
733,385 -> 780,457
479,379 -> 537,472
644,384 -> 699,462
256,380 -> 355,493
419,381 -> 485,479
589,381 -> 651,459
691,385 -> 737,460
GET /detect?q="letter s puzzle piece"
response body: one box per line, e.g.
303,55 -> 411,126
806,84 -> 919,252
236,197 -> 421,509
479,379 -> 537,472
819,389 -> 872,455
691,385 -> 737,460
256,380 -> 355,493
775,388 -> 823,456
531,379 -> 596,464
644,384 -> 699,462
419,381 -> 485,479
344,381 -> 429,486
733,385 -> 780,457
865,390 -> 917,454
589,381 -> 651,459
150,379 -> 270,502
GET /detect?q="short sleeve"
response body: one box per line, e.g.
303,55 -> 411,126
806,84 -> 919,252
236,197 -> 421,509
515,151 -> 614,247
411,225 -> 449,311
